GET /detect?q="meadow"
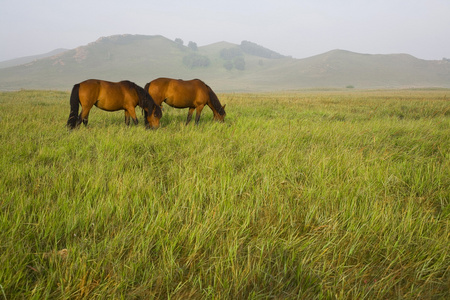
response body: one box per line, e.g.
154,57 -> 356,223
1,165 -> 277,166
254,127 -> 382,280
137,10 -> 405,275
0,89 -> 449,299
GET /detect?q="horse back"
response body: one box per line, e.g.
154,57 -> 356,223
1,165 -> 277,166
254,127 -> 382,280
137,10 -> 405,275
78,79 -> 132,111
170,79 -> 207,107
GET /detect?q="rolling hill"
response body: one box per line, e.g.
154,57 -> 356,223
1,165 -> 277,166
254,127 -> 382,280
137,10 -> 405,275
0,34 -> 449,91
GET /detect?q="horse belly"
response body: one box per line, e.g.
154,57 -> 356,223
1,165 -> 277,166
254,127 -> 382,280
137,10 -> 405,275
165,96 -> 194,108
95,97 -> 124,111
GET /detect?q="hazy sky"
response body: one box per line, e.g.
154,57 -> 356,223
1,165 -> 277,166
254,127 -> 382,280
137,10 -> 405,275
1,0 -> 449,61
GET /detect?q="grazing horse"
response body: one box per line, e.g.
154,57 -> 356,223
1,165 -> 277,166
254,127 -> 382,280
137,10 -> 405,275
144,78 -> 226,125
66,79 -> 162,129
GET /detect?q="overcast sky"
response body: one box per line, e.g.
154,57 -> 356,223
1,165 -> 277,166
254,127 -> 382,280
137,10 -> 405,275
1,0 -> 449,62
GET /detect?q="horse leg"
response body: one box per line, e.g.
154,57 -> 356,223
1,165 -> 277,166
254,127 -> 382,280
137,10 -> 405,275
79,106 -> 92,126
124,111 -> 131,126
186,108 -> 195,125
127,107 -> 139,125
195,105 -> 205,125
75,111 -> 83,127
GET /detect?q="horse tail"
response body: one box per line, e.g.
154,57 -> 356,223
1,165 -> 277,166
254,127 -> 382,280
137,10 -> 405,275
206,84 -> 225,116
67,83 -> 80,129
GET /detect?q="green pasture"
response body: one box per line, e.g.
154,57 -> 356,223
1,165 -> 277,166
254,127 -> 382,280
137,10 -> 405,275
0,89 -> 449,299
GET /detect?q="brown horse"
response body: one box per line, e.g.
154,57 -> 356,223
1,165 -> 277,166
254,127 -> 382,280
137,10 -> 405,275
67,79 -> 162,129
144,78 -> 226,125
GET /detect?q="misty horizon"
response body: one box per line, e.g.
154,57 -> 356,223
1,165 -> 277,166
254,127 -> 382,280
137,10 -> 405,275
1,0 -> 449,62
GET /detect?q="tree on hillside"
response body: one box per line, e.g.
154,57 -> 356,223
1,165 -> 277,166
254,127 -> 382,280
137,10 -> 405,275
175,38 -> 184,46
188,41 -> 198,51
233,57 -> 245,71
220,47 -> 246,70
223,60 -> 233,70
182,53 -> 210,68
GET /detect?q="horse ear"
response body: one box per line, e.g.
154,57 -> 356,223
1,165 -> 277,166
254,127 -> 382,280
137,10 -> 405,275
222,104 -> 226,109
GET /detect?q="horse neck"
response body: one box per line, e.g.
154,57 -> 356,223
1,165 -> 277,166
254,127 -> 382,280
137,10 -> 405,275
205,85 -> 224,117
137,93 -> 146,109
207,101 -> 221,117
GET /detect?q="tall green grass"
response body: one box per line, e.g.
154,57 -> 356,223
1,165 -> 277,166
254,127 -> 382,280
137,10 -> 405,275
0,89 -> 449,299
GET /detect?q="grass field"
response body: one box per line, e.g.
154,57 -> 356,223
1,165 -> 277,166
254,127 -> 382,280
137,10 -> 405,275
0,89 -> 449,299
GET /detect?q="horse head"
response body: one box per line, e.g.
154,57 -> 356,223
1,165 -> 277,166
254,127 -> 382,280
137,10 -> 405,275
214,104 -> 226,122
138,86 -> 162,129
144,102 -> 162,129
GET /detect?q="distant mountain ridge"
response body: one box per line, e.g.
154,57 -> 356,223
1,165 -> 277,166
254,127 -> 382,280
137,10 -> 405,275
0,48 -> 68,69
0,34 -> 449,91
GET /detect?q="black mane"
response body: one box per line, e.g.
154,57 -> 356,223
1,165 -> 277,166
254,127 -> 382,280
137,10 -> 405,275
121,80 -> 162,118
205,83 -> 225,116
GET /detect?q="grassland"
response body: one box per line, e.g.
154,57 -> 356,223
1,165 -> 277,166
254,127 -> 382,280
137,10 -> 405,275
0,89 -> 449,299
